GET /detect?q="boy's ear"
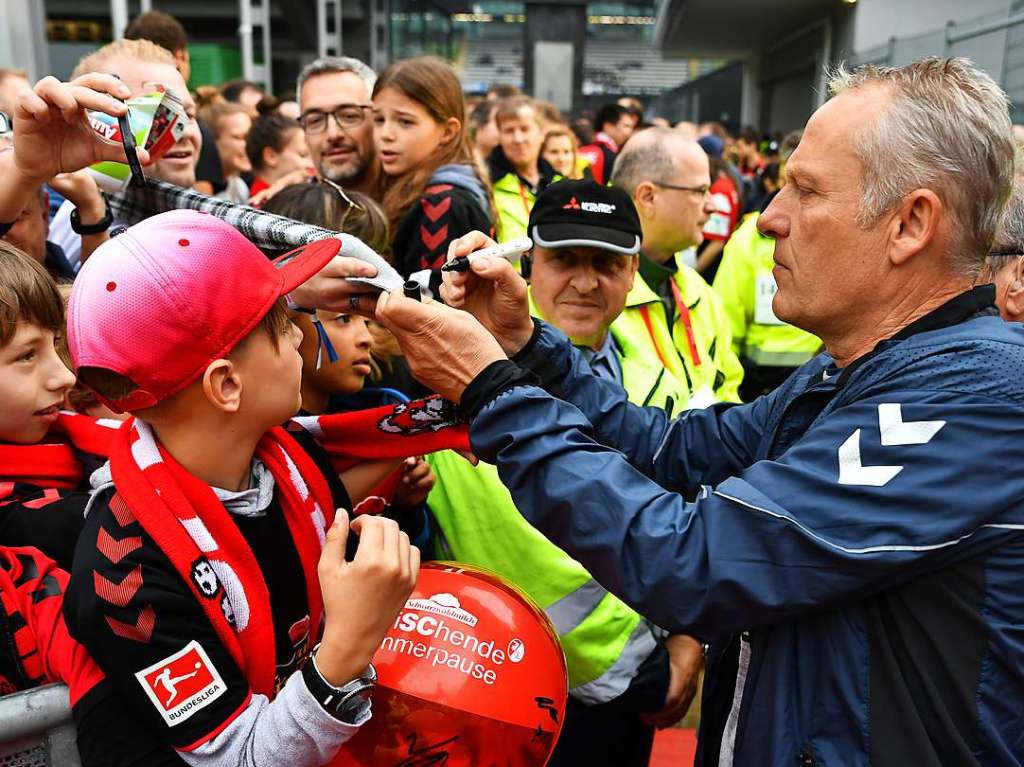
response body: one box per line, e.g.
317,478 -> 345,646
202,359 -> 243,413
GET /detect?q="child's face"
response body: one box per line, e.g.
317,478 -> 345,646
296,312 -> 373,402
373,86 -> 454,178
0,321 -> 75,443
542,135 -> 575,178
231,320 -> 305,426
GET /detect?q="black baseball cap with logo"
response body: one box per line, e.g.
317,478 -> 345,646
528,179 -> 642,256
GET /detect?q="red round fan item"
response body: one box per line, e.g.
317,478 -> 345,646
334,562 -> 568,766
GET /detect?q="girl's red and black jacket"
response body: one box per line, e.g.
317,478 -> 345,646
391,164 -> 493,283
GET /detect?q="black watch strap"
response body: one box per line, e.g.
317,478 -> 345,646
70,196 -> 113,235
302,651 -> 376,724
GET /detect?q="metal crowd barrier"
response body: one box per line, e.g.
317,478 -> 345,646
0,684 -> 80,767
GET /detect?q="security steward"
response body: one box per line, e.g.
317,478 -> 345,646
712,130 -> 821,400
611,128 -> 745,406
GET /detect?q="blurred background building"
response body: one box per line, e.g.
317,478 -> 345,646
0,0 -> 1023,131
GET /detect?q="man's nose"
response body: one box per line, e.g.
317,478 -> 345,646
570,267 -> 600,293
758,194 -> 787,240
324,117 -> 342,140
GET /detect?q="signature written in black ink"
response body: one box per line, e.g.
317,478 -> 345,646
395,733 -> 460,766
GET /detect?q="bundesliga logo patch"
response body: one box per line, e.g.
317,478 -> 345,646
135,640 -> 226,725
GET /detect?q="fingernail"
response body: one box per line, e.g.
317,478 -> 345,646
475,257 -> 492,268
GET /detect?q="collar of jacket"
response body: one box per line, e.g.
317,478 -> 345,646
638,251 -> 677,291
428,163 -> 492,218
594,131 -> 619,153
832,283 -> 999,386
624,272 -> 663,309
487,144 -> 558,190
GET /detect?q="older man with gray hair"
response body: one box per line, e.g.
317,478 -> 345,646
375,57 -> 1024,765
296,56 -> 378,195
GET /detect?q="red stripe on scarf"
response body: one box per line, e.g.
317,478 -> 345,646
0,412 -> 119,489
294,397 -> 470,474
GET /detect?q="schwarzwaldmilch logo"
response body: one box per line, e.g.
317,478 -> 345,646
405,592 -> 479,627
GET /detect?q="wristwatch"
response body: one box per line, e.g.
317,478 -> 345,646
70,196 -> 113,235
302,648 -> 377,724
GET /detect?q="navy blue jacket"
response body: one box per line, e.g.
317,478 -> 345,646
467,286 -> 1024,766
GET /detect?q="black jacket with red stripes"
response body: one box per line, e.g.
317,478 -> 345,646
391,170 -> 493,281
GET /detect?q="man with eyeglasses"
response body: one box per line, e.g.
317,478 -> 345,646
610,127 -> 744,406
980,176 -> 1024,323
296,57 -> 379,196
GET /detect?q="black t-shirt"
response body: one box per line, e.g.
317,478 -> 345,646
66,425 -> 350,760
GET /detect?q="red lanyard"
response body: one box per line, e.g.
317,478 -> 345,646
638,306 -> 672,369
668,278 -> 702,367
517,180 -> 532,219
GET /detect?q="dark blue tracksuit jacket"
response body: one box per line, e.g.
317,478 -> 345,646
466,286 -> 1024,766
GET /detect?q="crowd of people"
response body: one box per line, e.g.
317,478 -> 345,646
0,6 -> 1023,767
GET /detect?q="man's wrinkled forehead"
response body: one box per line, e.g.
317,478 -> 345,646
788,87 -> 886,181
300,71 -> 371,112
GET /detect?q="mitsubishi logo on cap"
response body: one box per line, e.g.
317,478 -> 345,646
563,196 -> 616,215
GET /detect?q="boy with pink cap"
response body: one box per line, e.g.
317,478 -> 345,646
63,209 -> 419,766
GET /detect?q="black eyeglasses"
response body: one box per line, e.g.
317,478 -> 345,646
300,104 -> 373,134
653,181 -> 711,197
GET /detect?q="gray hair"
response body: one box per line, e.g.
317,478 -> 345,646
827,57 -> 1014,276
296,56 -> 376,108
609,127 -> 679,195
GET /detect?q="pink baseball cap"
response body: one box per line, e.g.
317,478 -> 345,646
68,209 -> 341,412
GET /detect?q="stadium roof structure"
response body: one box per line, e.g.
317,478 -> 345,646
653,0 -> 841,59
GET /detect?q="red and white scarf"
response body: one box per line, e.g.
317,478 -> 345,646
108,419 -> 332,696
0,412 -> 120,489
99,397 -> 469,695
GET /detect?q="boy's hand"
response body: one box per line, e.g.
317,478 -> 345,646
47,169 -> 104,220
393,457 -> 435,509
289,256 -> 380,315
315,510 -> 419,687
13,74 -> 150,186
